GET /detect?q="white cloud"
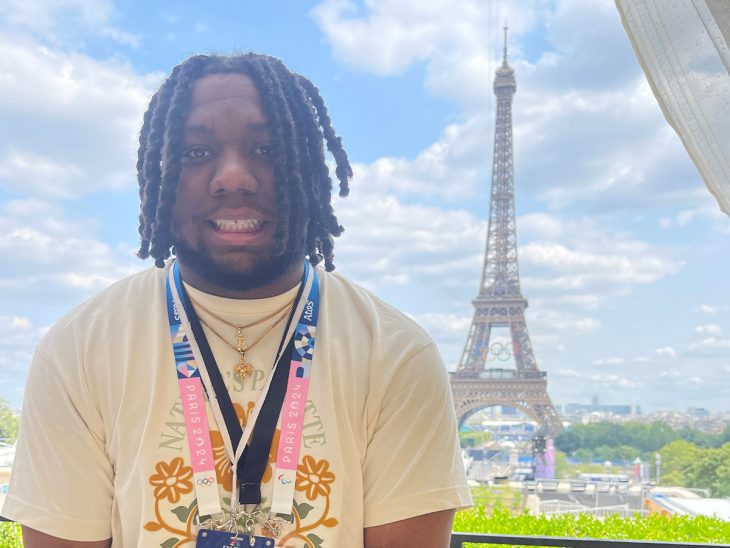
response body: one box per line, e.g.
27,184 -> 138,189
0,315 -> 42,341
689,338 -> 730,352
593,357 -> 624,366
659,201 -> 730,231
518,215 -> 684,291
655,346 -> 676,358
0,199 -> 144,300
410,313 -> 472,335
0,0 -> 139,47
558,294 -> 602,309
349,114 -> 491,200
695,324 -> 723,337
529,308 -> 601,334
588,373 -> 639,390
2,316 -> 32,330
521,241 -> 681,289
335,191 -> 485,291
660,209 -> 697,229
0,37 -> 159,197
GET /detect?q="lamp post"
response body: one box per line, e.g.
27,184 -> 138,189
655,453 -> 661,485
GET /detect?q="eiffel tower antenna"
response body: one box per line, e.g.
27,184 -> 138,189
450,26 -> 563,436
503,22 -> 509,66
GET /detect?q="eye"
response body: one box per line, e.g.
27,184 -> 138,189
182,146 -> 212,162
253,142 -> 275,157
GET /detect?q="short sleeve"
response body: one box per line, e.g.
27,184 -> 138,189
362,342 -> 472,527
1,345 -> 114,541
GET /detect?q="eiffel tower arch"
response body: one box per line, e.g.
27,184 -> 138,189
450,28 -> 563,437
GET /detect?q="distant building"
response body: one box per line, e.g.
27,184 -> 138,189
638,410 -> 730,434
563,403 -> 641,417
687,407 -> 710,418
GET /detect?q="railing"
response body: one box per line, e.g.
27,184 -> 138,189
449,533 -> 730,547
470,369 -> 548,380
540,503 -> 647,519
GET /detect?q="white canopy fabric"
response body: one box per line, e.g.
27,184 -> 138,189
616,0 -> 730,217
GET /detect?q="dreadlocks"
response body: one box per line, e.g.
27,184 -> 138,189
136,53 -> 352,272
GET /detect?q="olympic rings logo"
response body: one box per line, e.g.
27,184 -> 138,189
482,342 -> 514,362
196,477 -> 215,486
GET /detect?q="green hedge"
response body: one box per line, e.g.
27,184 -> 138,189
0,522 -> 22,548
3,508 -> 729,546
454,506 -> 730,546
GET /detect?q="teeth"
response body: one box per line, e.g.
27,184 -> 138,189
213,219 -> 261,232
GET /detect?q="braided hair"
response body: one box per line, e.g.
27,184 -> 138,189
136,53 -> 352,271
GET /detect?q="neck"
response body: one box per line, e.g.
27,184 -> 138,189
177,259 -> 305,299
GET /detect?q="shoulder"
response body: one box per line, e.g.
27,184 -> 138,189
39,266 -> 165,353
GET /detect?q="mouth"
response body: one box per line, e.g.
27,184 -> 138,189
203,215 -> 272,247
211,219 -> 263,233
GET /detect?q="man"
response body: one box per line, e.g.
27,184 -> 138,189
2,53 -> 471,547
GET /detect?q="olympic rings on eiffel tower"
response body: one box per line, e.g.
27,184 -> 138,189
482,342 -> 513,362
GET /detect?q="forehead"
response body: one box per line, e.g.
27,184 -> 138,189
188,73 -> 265,116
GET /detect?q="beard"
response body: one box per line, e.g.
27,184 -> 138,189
173,240 -> 303,294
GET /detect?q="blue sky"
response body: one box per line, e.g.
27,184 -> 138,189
0,0 -> 728,412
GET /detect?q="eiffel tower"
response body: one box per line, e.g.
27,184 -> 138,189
450,28 -> 563,437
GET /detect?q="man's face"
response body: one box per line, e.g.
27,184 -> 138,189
169,73 -> 301,296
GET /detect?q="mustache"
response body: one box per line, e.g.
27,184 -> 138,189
193,201 -> 277,221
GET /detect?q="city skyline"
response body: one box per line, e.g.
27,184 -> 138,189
0,0 -> 729,412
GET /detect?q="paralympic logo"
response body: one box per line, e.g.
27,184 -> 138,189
278,473 -> 292,485
196,477 -> 215,486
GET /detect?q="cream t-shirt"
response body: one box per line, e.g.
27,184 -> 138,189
3,264 -> 471,547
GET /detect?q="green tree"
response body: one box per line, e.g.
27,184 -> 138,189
644,422 -> 678,452
0,398 -> 19,443
557,420 -> 694,455
684,443 -> 730,497
717,423 -> 730,447
676,426 -> 715,448
659,439 -> 701,486
554,430 -> 580,453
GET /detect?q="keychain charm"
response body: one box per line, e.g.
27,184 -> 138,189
196,529 -> 274,548
263,515 -> 282,538
239,506 -> 262,536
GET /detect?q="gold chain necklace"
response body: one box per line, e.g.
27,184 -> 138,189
189,295 -> 295,379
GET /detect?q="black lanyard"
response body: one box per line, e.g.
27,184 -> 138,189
181,281 -> 304,504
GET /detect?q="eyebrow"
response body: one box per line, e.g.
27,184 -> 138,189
183,122 -> 271,134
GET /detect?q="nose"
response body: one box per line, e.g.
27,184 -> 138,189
209,151 -> 259,195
